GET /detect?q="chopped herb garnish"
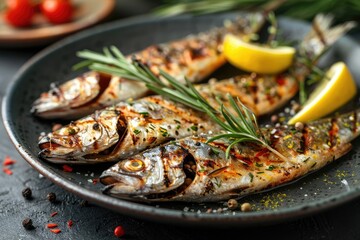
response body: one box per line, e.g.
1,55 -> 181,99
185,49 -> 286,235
68,128 -> 76,135
296,149 -> 304,153
303,157 -> 310,163
174,119 -> 181,124
139,112 -> 149,117
198,167 -> 206,173
266,165 -> 276,171
256,171 -> 264,174
160,127 -> 169,137
190,125 -> 198,131
176,125 -> 181,130
248,172 -> 254,182
209,146 -> 220,156
133,129 -> 141,135
214,177 -> 222,188
311,162 -> 317,168
255,162 -> 263,167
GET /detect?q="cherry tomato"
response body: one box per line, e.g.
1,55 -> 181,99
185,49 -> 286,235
4,0 -> 35,28
41,0 -> 73,24
114,226 -> 125,238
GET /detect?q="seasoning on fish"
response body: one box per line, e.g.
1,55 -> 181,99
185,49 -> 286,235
32,13 -> 265,120
100,109 -> 360,202
37,14 -> 353,165
38,95 -> 219,164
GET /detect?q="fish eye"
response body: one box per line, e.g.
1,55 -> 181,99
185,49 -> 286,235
123,159 -> 145,172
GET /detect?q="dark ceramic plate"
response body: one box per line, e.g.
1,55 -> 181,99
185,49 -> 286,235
3,13 -> 360,226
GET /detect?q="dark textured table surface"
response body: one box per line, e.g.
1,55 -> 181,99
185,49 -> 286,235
2,2 -> 360,239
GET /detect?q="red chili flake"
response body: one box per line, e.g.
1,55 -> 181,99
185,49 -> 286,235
50,229 -> 61,234
3,156 -> 16,166
3,167 -> 13,175
50,212 -> 58,217
276,75 -> 286,86
255,148 -> 270,157
47,223 -> 58,228
67,219 -> 73,228
92,178 -> 99,185
114,225 -> 125,238
62,165 -> 73,172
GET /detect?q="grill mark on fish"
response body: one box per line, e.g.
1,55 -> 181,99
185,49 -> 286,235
74,73 -> 112,108
329,118 -> 339,148
269,128 -> 280,148
232,152 -> 253,166
352,111 -> 357,133
148,137 -> 157,144
249,74 -> 259,105
298,125 -> 308,154
190,46 -> 207,59
161,147 -> 171,188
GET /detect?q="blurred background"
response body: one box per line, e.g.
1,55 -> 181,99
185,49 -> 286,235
1,0 -> 359,49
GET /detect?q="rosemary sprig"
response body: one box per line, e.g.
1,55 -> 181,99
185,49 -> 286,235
76,46 -> 287,161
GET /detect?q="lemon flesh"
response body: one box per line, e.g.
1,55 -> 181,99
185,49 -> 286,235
223,34 -> 296,74
288,62 -> 357,124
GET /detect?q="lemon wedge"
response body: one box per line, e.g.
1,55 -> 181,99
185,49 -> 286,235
288,62 -> 357,124
223,34 -> 296,74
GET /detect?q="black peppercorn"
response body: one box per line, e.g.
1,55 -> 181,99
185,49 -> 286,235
47,192 -> 56,203
22,218 -> 34,230
22,188 -> 32,200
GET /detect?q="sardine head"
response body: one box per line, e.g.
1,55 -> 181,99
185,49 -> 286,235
100,144 -> 195,200
31,72 -> 112,119
38,107 -> 126,164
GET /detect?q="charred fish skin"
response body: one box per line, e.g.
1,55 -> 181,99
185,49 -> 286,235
101,109 -> 360,202
32,14 -> 264,120
38,96 -> 220,164
197,74 -> 298,116
37,73 -> 298,164
37,14 -> 355,164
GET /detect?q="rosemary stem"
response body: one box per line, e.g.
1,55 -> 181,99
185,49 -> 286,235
261,141 -> 288,162
299,79 -> 307,105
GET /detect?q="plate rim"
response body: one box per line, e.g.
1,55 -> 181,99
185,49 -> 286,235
0,0 -> 115,46
3,12 -> 360,226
